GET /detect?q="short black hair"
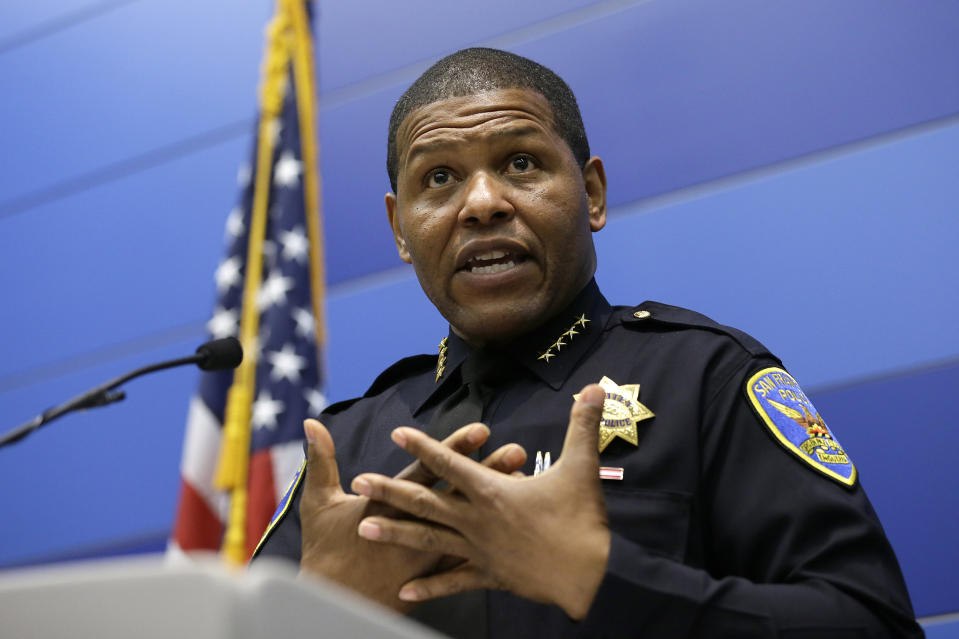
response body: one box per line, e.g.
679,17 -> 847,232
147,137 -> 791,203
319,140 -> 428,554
387,48 -> 590,192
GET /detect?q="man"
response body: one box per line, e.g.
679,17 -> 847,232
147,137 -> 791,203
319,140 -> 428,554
254,48 -> 923,638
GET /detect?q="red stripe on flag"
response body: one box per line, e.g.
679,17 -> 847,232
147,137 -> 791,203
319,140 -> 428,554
172,479 -> 223,551
245,449 -> 278,559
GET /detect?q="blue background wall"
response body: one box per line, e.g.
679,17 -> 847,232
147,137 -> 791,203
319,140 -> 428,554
1,0 -> 957,628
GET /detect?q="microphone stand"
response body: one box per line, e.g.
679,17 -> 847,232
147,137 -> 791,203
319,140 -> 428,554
0,354 -> 204,449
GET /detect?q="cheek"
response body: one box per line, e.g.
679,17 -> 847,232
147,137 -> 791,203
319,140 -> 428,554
404,206 -> 449,259
530,190 -> 590,243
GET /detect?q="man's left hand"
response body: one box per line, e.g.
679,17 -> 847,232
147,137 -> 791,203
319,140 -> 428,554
351,384 -> 611,620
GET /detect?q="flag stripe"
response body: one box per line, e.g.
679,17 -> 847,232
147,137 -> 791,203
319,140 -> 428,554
179,397 -> 229,520
245,449 -> 277,559
172,479 -> 224,550
270,439 -> 307,505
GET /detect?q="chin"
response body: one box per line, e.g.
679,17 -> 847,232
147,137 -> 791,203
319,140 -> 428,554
450,306 -> 544,346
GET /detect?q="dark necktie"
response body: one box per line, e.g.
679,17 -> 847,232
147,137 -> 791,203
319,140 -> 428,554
410,350 -> 510,639
426,350 -> 505,442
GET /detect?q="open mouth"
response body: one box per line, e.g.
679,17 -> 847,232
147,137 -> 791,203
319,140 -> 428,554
460,249 -> 527,274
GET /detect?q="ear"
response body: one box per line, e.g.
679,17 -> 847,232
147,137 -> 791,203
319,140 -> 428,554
385,192 -> 412,263
582,157 -> 607,232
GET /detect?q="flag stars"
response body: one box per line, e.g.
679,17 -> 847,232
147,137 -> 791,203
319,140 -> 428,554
251,390 -> 285,430
292,307 -> 315,340
267,343 -> 307,383
273,151 -> 302,187
304,388 -> 327,415
215,256 -> 242,292
280,226 -> 309,263
207,306 -> 238,339
237,164 -> 252,188
225,207 -> 245,239
258,271 -> 294,309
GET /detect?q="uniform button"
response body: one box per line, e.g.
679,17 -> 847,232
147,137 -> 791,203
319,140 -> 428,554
633,310 -> 651,319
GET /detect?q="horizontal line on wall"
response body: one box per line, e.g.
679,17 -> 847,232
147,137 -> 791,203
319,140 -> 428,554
804,354 -> 959,399
0,320 -> 206,395
0,528 -> 170,571
0,266 -> 415,394
920,611 -> 959,627
7,99 -> 955,233
0,0 -> 652,223
605,110 -> 959,223
318,0 -> 653,111
0,0 -> 144,57
0,118 -> 253,221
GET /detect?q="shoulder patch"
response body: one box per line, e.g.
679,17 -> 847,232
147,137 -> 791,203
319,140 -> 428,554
746,367 -> 856,487
623,301 -> 774,359
251,459 -> 306,559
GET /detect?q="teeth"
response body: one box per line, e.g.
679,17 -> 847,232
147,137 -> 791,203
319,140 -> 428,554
471,260 -> 516,274
473,249 -> 506,261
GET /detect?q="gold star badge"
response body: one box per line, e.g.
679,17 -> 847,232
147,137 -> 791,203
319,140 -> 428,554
576,376 -> 655,452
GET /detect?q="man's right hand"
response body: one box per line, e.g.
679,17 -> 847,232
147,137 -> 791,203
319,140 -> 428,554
298,418 -> 525,611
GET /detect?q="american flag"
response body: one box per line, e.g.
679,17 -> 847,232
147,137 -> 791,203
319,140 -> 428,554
170,0 -> 324,561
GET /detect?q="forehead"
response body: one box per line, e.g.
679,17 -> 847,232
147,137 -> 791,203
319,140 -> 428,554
395,88 -> 560,166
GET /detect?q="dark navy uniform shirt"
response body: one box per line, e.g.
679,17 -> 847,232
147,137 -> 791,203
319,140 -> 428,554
255,280 -> 923,638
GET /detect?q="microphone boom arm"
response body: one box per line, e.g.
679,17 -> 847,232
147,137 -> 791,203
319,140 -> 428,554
0,354 -> 201,449
0,337 -> 242,449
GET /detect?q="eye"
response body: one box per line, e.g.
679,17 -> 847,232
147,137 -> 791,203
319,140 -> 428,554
426,168 -> 454,188
506,154 -> 536,173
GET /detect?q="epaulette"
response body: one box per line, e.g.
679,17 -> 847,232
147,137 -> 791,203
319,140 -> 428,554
319,354 -> 435,418
620,301 -> 774,359
362,353 -> 437,398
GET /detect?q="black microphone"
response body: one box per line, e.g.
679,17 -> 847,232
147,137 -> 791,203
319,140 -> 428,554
195,336 -> 244,371
0,337 -> 243,449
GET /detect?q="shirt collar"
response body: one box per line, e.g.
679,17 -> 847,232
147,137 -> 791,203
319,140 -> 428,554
413,279 -> 612,415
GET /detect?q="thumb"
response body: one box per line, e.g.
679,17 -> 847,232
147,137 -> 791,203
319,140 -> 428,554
558,384 -> 605,469
303,419 -> 342,498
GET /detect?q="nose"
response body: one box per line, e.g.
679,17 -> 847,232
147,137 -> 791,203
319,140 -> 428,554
458,171 -> 515,226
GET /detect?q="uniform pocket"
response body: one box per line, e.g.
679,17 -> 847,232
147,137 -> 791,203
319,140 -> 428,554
602,488 -> 691,562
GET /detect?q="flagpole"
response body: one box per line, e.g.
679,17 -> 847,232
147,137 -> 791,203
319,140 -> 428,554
214,1 -> 293,566
287,0 -> 327,353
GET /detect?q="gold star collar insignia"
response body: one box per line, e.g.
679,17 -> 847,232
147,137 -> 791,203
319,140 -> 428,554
576,376 -> 655,452
434,337 -> 448,382
538,314 -> 590,362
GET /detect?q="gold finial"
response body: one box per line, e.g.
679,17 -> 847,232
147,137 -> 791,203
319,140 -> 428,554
435,337 -> 448,382
537,315 -> 589,363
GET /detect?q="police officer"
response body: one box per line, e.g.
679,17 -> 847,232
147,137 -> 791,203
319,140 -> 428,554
255,48 -> 923,638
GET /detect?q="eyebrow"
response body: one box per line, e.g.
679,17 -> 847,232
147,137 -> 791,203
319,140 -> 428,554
405,124 -> 544,167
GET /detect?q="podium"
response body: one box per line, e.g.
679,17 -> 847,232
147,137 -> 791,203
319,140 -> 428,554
0,555 -> 445,638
